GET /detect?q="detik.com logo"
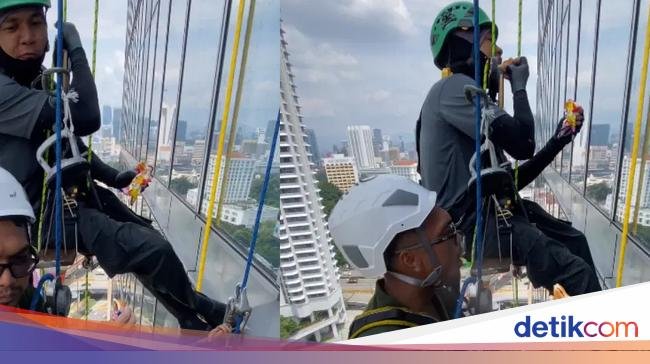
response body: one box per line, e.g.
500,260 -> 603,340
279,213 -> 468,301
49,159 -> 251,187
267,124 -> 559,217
514,315 -> 639,338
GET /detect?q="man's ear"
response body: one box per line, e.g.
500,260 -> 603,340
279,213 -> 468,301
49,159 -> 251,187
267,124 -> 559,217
397,250 -> 419,273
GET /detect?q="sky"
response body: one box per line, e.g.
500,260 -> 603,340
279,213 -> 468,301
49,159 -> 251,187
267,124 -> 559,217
281,0 -> 538,155
43,0 -> 279,136
45,0 -> 128,110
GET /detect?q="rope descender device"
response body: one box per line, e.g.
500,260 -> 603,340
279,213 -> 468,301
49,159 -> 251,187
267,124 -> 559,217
223,283 -> 252,334
124,162 -> 152,206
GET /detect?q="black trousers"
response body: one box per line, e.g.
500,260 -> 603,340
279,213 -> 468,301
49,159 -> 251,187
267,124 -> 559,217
466,198 -> 602,296
45,185 -> 226,330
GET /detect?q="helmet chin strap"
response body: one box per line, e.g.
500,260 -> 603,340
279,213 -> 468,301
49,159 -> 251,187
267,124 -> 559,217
388,227 -> 443,288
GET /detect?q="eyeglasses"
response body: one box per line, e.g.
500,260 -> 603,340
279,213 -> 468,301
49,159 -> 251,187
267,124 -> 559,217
0,248 -> 39,279
397,223 -> 466,255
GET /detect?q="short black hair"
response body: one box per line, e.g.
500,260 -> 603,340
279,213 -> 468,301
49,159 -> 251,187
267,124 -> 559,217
383,229 -> 413,272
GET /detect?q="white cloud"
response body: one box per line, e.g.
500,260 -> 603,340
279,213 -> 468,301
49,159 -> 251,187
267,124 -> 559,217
341,0 -> 417,36
366,89 -> 391,103
300,97 -> 336,117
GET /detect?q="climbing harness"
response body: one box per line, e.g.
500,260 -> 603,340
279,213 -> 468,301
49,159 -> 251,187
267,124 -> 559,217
454,84 -> 520,318
349,306 -> 437,339
31,0 -> 90,317
616,0 -> 650,288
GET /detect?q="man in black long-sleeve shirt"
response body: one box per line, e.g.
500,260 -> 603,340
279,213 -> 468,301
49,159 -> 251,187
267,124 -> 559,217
418,2 -> 600,296
0,1 -> 227,330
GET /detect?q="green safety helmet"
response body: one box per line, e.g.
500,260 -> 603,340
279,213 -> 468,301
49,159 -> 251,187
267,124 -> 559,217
430,1 -> 497,69
0,0 -> 50,12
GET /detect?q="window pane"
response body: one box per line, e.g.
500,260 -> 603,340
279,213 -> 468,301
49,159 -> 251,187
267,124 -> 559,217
147,0 -> 171,168
170,0 -> 226,206
586,0 -> 634,214
621,0 -> 650,248
155,0 -> 189,186
562,0 -> 581,181
570,0 -> 598,190
202,0 -> 280,269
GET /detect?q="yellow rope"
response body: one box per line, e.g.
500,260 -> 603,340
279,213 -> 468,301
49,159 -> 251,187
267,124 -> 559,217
631,96 -> 650,234
196,0 -> 248,291
87,0 -> 99,165
616,3 -> 650,288
216,0 -> 257,227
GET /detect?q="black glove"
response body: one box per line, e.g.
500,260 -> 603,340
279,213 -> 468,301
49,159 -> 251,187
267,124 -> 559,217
554,105 -> 585,146
488,56 -> 501,102
506,56 -> 529,93
55,22 -> 83,52
114,170 -> 137,189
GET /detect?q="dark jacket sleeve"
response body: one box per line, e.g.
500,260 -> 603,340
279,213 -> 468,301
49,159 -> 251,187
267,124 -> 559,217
75,137 -> 120,187
33,48 -> 101,138
489,90 -> 536,160
515,137 -> 564,190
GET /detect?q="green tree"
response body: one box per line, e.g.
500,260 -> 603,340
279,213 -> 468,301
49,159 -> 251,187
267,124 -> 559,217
170,176 -> 194,196
218,220 -> 279,268
280,316 -> 300,339
586,182 -> 611,203
315,172 -> 343,218
250,174 -> 279,208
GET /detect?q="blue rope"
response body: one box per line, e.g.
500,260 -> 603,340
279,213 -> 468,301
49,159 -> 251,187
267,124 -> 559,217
454,276 -> 476,318
54,0 -> 65,280
455,0 -> 484,319
233,109 -> 280,333
30,273 -> 55,311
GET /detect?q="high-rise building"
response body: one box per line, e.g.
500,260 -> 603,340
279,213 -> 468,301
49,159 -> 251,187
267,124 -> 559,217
372,128 -> 383,156
158,103 -> 177,147
265,119 -> 276,144
388,147 -> 401,162
176,120 -> 188,142
279,27 -> 345,342
192,139 -> 206,165
591,124 -> 610,146
189,153 -> 256,212
112,107 -> 122,139
617,156 -> 650,209
305,128 -> 321,163
102,105 -> 113,125
322,154 -> 359,193
390,160 -> 420,184
347,125 -> 376,169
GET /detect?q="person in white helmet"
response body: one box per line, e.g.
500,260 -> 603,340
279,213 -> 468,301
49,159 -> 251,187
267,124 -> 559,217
329,175 -> 464,339
0,166 -> 128,323
0,167 -> 237,338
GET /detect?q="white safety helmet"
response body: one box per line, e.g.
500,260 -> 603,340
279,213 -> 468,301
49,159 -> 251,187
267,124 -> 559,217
329,175 -> 437,280
0,167 -> 35,224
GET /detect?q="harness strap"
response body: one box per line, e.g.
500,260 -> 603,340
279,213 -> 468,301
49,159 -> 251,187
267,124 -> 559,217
349,306 -> 437,339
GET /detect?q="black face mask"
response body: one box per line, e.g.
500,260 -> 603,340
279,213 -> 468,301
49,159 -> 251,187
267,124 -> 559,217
445,36 -> 500,101
0,45 -> 45,87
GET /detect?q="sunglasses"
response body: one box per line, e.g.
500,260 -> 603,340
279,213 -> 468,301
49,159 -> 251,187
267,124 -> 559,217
0,247 -> 39,279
